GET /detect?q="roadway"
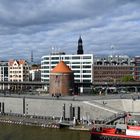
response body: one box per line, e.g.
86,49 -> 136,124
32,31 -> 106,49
0,92 -> 140,101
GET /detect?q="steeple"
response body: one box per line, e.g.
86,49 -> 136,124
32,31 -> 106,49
77,36 -> 84,54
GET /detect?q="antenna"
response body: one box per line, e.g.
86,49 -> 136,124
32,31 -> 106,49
111,45 -> 115,56
51,46 -> 54,54
31,50 -> 33,63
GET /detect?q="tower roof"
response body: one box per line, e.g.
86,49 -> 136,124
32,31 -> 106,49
51,61 -> 72,73
78,36 -> 82,43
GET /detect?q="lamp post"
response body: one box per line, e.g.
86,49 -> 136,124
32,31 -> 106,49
132,96 -> 135,113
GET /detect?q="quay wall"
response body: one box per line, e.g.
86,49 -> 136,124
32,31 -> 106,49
0,97 -> 140,120
0,97 -> 23,114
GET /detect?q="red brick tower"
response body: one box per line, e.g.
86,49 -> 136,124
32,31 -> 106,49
49,61 -> 74,96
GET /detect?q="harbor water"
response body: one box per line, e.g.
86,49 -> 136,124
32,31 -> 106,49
0,123 -> 90,140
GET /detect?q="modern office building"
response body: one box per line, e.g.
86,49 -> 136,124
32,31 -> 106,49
41,53 -> 93,93
93,55 -> 135,83
134,56 -> 140,81
8,59 -> 30,82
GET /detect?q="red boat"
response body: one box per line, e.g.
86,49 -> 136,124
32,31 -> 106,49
91,113 -> 140,140
91,125 -> 140,140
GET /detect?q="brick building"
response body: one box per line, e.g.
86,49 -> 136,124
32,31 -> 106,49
134,56 -> 140,81
93,55 -> 135,83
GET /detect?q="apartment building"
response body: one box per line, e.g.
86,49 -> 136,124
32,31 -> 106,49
8,60 -> 30,82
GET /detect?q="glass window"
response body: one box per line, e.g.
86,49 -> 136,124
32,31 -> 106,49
83,75 -> 91,78
83,70 -> 91,73
83,56 -> 91,59
72,56 -> 80,60
51,57 -> 59,60
72,66 -> 80,69
64,57 -> 70,60
83,65 -> 91,68
44,57 -> 49,60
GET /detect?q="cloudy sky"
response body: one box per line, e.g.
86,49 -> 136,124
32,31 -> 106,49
0,0 -> 140,62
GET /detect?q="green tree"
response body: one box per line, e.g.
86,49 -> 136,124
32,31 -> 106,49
121,75 -> 134,82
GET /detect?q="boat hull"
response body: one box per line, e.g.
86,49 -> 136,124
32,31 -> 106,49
91,132 -> 140,140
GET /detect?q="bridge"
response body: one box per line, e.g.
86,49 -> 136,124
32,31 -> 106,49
0,81 -> 49,91
92,82 -> 140,87
0,81 -> 140,93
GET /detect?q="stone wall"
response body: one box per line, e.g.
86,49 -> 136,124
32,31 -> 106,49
1,97 -> 139,120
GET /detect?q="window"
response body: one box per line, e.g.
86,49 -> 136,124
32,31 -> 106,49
51,57 -> 59,60
83,75 -> 91,78
44,57 -> 49,60
64,57 -> 70,60
72,56 -> 80,60
83,70 -> 91,73
72,66 -> 80,69
83,56 -> 91,59
83,65 -> 91,68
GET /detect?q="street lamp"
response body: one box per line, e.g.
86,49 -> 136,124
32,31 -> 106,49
132,96 -> 135,113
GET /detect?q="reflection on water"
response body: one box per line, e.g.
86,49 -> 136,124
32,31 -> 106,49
0,123 -> 90,140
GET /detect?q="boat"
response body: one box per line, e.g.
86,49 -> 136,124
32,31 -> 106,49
90,113 -> 140,140
91,125 -> 140,140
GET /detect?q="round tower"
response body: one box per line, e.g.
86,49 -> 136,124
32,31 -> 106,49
49,61 -> 74,96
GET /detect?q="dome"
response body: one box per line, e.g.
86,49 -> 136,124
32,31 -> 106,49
51,61 -> 72,73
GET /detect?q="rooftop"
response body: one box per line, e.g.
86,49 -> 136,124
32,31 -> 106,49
51,61 -> 72,73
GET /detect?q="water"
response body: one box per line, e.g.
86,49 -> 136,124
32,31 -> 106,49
0,123 -> 90,140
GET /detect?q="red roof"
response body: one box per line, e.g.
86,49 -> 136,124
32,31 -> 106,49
51,61 -> 72,73
8,59 -> 26,66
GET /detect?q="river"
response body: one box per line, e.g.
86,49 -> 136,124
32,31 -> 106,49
0,123 -> 90,140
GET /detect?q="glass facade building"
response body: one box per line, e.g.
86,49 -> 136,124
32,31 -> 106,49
41,53 -> 93,84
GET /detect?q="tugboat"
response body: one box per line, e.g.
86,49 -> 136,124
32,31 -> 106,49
91,113 -> 140,140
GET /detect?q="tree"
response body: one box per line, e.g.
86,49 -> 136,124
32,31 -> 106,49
121,75 -> 134,82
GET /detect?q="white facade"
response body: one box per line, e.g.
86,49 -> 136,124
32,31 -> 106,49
41,54 -> 93,83
9,60 -> 29,82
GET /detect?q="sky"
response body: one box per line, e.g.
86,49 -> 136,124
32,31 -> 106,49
0,0 -> 140,62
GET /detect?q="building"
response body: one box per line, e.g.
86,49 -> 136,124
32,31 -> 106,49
0,61 -> 8,82
41,53 -> 93,93
8,59 -> 30,82
93,55 -> 135,83
0,61 -> 9,90
134,56 -> 140,81
29,64 -> 41,81
49,61 -> 74,96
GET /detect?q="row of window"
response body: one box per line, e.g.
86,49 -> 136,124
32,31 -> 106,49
43,56 -> 92,60
10,71 -> 22,73
74,75 -> 91,78
42,61 -> 92,65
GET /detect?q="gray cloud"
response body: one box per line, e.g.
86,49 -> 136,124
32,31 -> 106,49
0,0 -> 140,62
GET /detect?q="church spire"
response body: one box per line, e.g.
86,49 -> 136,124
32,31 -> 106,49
77,36 -> 84,54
